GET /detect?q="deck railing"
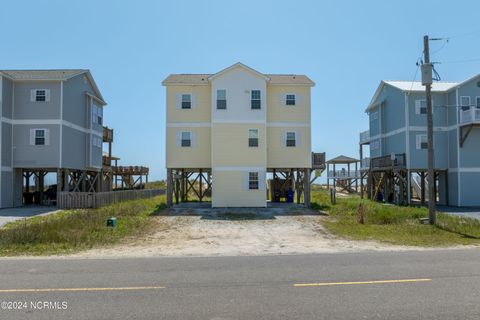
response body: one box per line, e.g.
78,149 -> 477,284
359,130 -> 370,144
459,108 -> 480,124
57,189 -> 164,209
370,153 -> 406,169
361,157 -> 370,169
312,152 -> 326,169
103,126 -> 114,143
327,170 -> 361,179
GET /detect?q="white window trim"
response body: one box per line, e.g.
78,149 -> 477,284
180,131 -> 193,147
416,134 -> 428,150
476,96 -> 480,108
248,171 -> 259,190
31,89 -> 50,102
248,128 -> 259,147
216,89 -> 227,109
30,128 -> 49,146
181,93 -> 192,109
286,131 -> 296,147
415,99 -> 434,115
285,93 -> 296,106
460,96 -> 471,110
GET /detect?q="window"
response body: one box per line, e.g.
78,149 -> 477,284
181,94 -> 192,109
217,89 -> 226,109
286,94 -> 296,106
92,136 -> 102,148
461,96 -> 471,111
248,172 -> 259,190
286,132 -> 296,147
248,129 -> 259,147
35,90 -> 46,102
92,104 -> 103,125
181,131 -> 191,147
370,111 -> 378,121
415,100 -> 427,115
476,96 -> 480,108
35,129 -> 45,145
371,139 -> 380,150
416,134 -> 428,150
251,90 -> 261,109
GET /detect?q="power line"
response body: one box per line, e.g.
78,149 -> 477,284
437,58 -> 480,64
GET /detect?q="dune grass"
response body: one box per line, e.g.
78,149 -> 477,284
311,188 -> 480,247
0,195 -> 167,256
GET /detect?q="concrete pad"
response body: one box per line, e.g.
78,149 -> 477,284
0,206 -> 60,227
437,206 -> 480,220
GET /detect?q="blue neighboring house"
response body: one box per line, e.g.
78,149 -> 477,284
359,74 -> 480,207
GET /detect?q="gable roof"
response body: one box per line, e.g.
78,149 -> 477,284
162,63 -> 315,86
208,62 -> 270,81
365,80 -> 459,112
384,80 -> 459,92
0,69 -> 106,105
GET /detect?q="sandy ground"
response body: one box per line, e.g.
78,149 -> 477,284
72,206 -> 416,258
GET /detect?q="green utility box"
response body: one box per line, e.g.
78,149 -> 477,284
106,217 -> 117,227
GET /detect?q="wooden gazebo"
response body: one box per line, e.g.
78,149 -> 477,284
326,155 -> 360,193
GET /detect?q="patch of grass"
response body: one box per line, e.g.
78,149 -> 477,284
0,196 -> 167,256
311,190 -> 480,247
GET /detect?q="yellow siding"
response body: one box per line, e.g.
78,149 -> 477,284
212,171 -> 266,207
167,85 -> 211,123
166,127 -> 211,168
212,124 -> 266,167
267,85 -> 311,123
267,127 -> 311,168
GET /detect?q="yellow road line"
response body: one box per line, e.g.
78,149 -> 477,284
294,278 -> 432,287
0,286 -> 165,293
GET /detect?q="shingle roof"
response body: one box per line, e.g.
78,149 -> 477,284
162,73 -> 314,85
162,63 -> 314,86
384,80 -> 458,92
0,69 -> 87,80
162,74 -> 211,85
327,155 -> 359,164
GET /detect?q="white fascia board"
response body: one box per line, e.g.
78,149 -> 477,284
208,62 -> 270,82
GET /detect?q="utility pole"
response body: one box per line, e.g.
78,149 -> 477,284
421,35 -> 436,225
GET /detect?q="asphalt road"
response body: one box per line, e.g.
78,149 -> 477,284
0,249 -> 479,319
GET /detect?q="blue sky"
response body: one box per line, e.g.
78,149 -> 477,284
2,0 -> 480,181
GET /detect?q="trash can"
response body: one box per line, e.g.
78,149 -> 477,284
23,193 -> 34,205
286,190 -> 294,203
273,192 -> 281,202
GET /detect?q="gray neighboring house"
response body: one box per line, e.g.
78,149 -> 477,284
0,70 -> 111,208
360,74 -> 480,207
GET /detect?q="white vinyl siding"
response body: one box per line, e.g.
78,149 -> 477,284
30,89 -> 50,102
